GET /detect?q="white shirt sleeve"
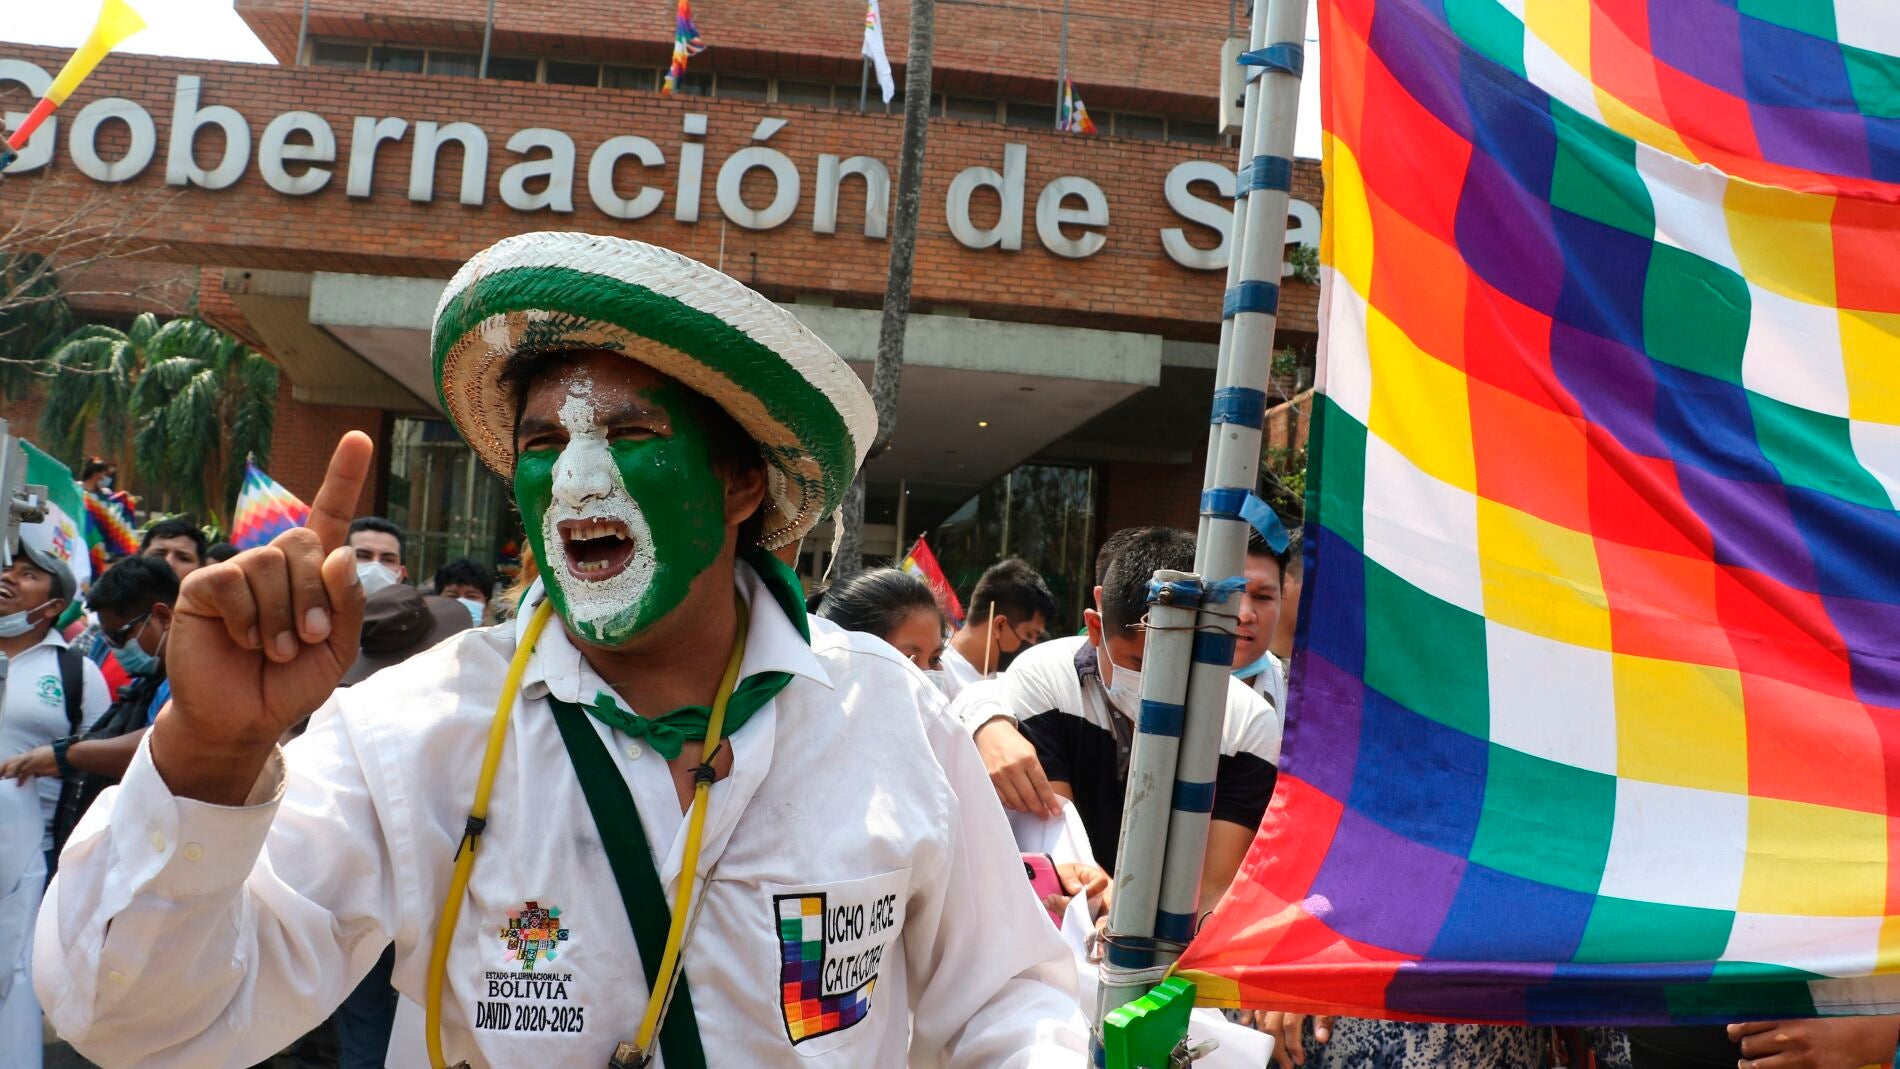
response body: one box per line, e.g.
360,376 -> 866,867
905,692 -> 1089,1068
950,677 -> 1012,734
34,702 -> 401,1069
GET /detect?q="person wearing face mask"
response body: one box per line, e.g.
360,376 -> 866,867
347,516 -> 408,589
1231,528 -> 1292,716
939,558 -> 1055,699
0,535 -> 106,1069
964,527 -> 1281,911
1,557 -> 182,857
432,557 -> 495,628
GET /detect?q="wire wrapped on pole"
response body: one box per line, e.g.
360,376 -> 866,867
1095,0 -> 1309,1055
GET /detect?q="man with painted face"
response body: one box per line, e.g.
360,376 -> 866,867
36,233 -> 1086,1069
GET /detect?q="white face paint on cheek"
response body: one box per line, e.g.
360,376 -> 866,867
541,390 -> 659,635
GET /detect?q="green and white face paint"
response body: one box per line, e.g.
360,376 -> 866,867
514,358 -> 731,647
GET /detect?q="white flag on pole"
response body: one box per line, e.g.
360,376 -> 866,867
862,0 -> 895,103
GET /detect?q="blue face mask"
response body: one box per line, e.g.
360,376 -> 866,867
456,596 -> 485,628
117,628 -> 163,676
1233,650 -> 1275,681
0,600 -> 52,638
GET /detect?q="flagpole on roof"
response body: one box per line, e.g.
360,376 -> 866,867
479,0 -> 495,77
1096,0 -> 1308,1059
1055,0 -> 1069,130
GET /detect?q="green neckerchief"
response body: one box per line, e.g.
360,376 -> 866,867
578,547 -> 810,760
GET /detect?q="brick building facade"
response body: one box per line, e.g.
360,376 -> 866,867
0,0 -> 1321,616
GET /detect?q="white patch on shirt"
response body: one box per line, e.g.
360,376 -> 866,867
767,867 -> 910,1055
542,390 -> 658,631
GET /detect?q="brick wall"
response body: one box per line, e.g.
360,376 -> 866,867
0,45 -> 1320,343
239,0 -> 1244,115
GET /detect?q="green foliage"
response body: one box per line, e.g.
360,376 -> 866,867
131,320 -> 278,524
1262,444 -> 1308,523
39,312 -> 278,524
1286,242 -> 1321,286
0,253 -> 74,400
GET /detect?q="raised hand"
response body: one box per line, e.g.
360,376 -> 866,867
150,433 -> 372,804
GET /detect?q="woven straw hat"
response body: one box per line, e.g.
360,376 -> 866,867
432,232 -> 875,549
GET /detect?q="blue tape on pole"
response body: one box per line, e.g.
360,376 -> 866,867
1223,280 -> 1280,318
1173,780 -> 1216,814
1155,909 -> 1197,943
1146,576 -> 1205,609
1139,699 -> 1186,738
1236,155 -> 1293,197
1201,486 -> 1247,520
1209,386 -> 1268,429
1238,42 -> 1305,78
1193,630 -> 1237,666
1094,1045 -> 1108,1069
1241,491 -> 1291,553
1107,940 -> 1154,969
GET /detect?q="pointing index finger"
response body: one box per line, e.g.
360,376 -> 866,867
305,432 -> 374,554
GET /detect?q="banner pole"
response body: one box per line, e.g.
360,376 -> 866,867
1096,0 -> 1307,1059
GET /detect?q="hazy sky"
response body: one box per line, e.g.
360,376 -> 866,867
6,0 -> 1323,157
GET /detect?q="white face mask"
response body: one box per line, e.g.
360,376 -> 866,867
922,668 -> 949,692
356,561 -> 399,596
0,601 -> 47,638
1103,653 -> 1143,720
455,596 -> 485,627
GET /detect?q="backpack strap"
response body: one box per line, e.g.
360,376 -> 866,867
55,645 -> 85,734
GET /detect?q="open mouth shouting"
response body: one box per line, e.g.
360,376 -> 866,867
558,517 -> 637,582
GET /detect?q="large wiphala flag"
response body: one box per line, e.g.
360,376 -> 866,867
1177,0 -> 1900,1025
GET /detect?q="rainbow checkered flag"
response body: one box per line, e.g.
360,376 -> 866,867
83,489 -> 138,572
230,461 -> 310,550
1059,77 -> 1096,134
1177,0 -> 1900,1026
661,0 -> 706,94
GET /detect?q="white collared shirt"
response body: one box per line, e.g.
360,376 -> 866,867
36,563 -> 1086,1068
938,643 -> 985,699
0,628 -> 110,871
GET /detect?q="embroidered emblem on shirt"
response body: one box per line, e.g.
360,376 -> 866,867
499,901 -> 569,972
37,674 -> 61,705
774,891 -> 893,1044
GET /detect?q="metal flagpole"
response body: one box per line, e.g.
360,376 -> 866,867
1056,0 -> 1069,129
479,0 -> 495,78
295,0 -> 311,65
1095,0 -> 1308,1042
860,56 -> 871,111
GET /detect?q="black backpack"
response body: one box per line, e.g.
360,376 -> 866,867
51,669 -> 161,858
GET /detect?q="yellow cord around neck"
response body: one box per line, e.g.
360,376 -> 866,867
424,595 -> 750,1069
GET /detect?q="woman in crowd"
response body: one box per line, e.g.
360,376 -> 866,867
811,567 -> 947,677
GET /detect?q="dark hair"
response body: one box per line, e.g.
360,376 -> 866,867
89,554 -> 181,613
1245,526 -> 1291,583
81,457 -> 114,480
966,558 -> 1057,628
140,518 -> 208,561
1098,527 -> 1197,635
205,542 -> 239,563
814,567 -> 943,643
497,350 -> 768,547
434,557 -> 495,599
348,516 -> 406,558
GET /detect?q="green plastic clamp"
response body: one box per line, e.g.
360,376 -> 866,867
1102,976 -> 1197,1069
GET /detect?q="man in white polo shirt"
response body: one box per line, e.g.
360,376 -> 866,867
36,233 -> 1085,1069
0,535 -> 109,1069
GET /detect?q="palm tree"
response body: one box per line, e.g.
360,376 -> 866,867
131,320 -> 278,526
37,312 -> 197,472
0,252 -> 75,400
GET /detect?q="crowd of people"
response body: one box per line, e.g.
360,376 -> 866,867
7,234 -> 1898,1069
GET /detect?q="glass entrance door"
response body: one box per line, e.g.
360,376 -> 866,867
385,417 -> 519,588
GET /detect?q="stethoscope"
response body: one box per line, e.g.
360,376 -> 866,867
425,594 -> 748,1069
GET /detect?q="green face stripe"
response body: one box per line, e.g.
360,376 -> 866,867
436,264 -> 856,509
516,381 -> 729,646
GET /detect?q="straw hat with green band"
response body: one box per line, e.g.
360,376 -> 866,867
432,232 -> 875,549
